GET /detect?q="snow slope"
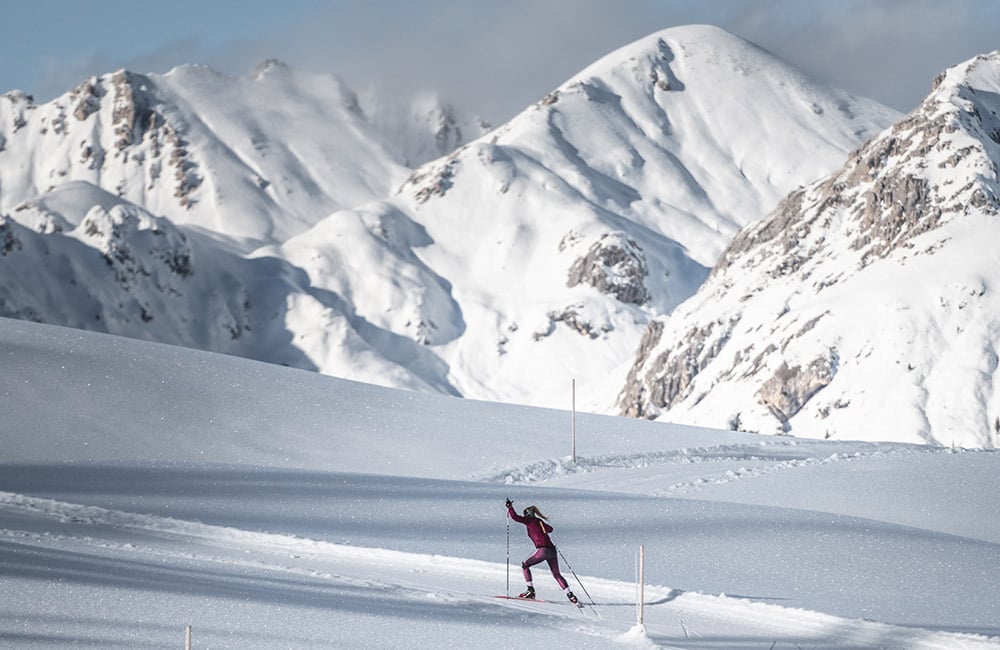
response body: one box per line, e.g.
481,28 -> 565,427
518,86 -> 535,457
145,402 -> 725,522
1,318 -> 998,648
617,50 -> 1000,448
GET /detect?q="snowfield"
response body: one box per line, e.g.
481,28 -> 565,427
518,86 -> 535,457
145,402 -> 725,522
1,318 -> 998,649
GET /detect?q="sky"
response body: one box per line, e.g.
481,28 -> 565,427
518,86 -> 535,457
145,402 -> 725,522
2,0 -> 999,124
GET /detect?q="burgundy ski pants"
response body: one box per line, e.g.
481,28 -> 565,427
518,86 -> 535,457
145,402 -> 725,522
522,546 -> 569,589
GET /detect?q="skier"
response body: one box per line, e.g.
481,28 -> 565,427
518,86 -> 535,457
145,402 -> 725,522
506,499 -> 578,604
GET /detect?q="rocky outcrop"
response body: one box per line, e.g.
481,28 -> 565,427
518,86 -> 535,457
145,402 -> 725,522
405,155 -> 459,204
111,70 -> 158,152
71,77 -> 104,122
567,232 -> 650,305
618,318 -> 733,419
0,217 -> 22,255
79,204 -> 193,289
757,356 -> 837,429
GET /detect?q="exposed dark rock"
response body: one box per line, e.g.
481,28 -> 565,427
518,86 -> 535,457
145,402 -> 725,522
71,77 -> 104,122
618,319 -> 733,419
757,356 -> 836,427
546,305 -> 611,339
567,233 -> 650,305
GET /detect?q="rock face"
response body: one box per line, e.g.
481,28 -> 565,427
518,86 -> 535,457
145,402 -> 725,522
757,356 -> 837,430
618,318 -> 732,419
78,202 -> 194,287
617,51 -> 1000,448
567,233 -> 650,305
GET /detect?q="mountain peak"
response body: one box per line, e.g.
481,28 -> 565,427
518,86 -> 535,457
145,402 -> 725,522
254,58 -> 290,75
931,49 -> 1000,95
336,25 -> 897,409
567,24 -> 794,93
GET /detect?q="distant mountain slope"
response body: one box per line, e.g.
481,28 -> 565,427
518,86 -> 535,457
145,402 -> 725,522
0,26 -> 898,420
275,25 -> 897,408
617,51 -> 1000,448
0,183 -> 450,391
0,61 -> 486,250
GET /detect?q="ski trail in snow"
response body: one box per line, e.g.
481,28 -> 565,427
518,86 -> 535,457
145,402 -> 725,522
2,490 -> 996,650
476,440 -> 930,492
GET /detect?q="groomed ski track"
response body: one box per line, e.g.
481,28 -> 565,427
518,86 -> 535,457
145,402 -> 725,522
1,491 -> 994,649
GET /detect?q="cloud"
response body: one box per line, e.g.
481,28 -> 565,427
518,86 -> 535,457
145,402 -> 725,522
726,0 -> 1000,111
257,0 -> 662,123
250,0 -> 998,120
23,0 -> 999,121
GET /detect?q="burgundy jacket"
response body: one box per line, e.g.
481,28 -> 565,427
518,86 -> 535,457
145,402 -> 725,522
508,505 -> 555,548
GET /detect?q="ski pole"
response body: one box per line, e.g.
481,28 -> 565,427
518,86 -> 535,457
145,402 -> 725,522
557,546 -> 597,611
505,504 -> 511,598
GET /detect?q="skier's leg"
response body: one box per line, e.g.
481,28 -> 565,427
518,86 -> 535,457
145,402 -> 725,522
521,548 -> 546,583
543,548 -> 569,590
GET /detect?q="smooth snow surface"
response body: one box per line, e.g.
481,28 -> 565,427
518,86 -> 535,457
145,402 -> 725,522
1,319 -> 998,649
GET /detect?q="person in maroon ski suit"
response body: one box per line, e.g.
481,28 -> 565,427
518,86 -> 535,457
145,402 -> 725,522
506,499 -> 578,604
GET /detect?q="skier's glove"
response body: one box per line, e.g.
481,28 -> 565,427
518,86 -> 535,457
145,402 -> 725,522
505,499 -> 513,508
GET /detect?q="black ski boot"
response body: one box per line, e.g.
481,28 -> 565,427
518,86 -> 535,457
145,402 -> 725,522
518,586 -> 535,600
566,591 -> 579,604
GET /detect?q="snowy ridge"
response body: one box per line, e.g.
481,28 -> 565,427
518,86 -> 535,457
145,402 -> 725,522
617,50 -> 1000,447
0,191 -> 322,364
0,63 -> 485,249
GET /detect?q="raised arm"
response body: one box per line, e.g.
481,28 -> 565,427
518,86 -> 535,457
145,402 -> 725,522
506,499 -> 529,524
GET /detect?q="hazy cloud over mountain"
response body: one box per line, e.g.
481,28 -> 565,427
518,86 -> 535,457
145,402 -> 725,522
9,0 -> 999,124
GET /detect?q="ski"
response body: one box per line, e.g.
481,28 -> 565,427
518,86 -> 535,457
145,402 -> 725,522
494,595 -> 585,610
494,595 -> 555,603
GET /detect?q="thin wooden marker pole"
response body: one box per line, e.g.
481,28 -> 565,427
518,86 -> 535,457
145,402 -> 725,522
185,625 -> 192,650
638,545 -> 645,625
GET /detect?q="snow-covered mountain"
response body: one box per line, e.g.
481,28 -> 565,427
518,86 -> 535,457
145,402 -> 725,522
268,25 -> 896,407
0,60 -> 486,251
0,185 -> 322,365
0,60 -> 489,385
0,26 -> 898,422
618,51 -> 1000,448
